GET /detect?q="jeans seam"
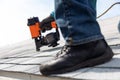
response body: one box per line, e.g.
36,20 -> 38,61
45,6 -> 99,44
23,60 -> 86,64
63,0 -> 73,44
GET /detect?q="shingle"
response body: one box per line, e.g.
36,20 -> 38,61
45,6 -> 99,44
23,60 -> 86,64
0,16 -> 120,80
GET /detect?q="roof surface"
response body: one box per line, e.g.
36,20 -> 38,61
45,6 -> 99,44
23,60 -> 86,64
0,16 -> 120,80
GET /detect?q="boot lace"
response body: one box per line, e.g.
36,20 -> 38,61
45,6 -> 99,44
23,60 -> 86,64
56,45 -> 70,58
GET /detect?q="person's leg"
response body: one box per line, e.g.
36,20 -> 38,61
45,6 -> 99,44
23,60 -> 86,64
40,0 -> 114,75
55,0 -> 103,45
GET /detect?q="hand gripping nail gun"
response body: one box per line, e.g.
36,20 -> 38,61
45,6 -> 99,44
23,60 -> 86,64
27,17 -> 60,51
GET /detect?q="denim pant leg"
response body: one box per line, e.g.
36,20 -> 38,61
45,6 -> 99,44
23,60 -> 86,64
55,0 -> 104,45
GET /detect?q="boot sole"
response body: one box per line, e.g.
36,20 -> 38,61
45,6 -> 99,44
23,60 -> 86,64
42,47 -> 114,75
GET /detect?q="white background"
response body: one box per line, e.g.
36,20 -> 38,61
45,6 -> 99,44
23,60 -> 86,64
0,0 -> 119,47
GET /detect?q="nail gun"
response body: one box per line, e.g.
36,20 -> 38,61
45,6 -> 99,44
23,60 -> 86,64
27,17 -> 60,51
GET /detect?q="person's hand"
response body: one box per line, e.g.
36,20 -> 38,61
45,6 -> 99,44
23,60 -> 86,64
40,15 -> 55,32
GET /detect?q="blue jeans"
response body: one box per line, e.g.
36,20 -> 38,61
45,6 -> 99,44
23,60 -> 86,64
54,0 -> 104,45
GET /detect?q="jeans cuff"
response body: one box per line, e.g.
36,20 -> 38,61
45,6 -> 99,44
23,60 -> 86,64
65,35 -> 104,46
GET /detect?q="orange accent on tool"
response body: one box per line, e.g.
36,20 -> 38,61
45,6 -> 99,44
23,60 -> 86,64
29,22 -> 40,38
51,21 -> 57,28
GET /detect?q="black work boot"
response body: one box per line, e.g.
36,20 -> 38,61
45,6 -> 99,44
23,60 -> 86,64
40,39 -> 114,75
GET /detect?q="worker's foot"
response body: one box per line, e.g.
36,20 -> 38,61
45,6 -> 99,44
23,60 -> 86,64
40,39 -> 114,75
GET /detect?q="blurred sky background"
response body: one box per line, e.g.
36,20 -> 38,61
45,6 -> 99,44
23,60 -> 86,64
0,0 -> 120,47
